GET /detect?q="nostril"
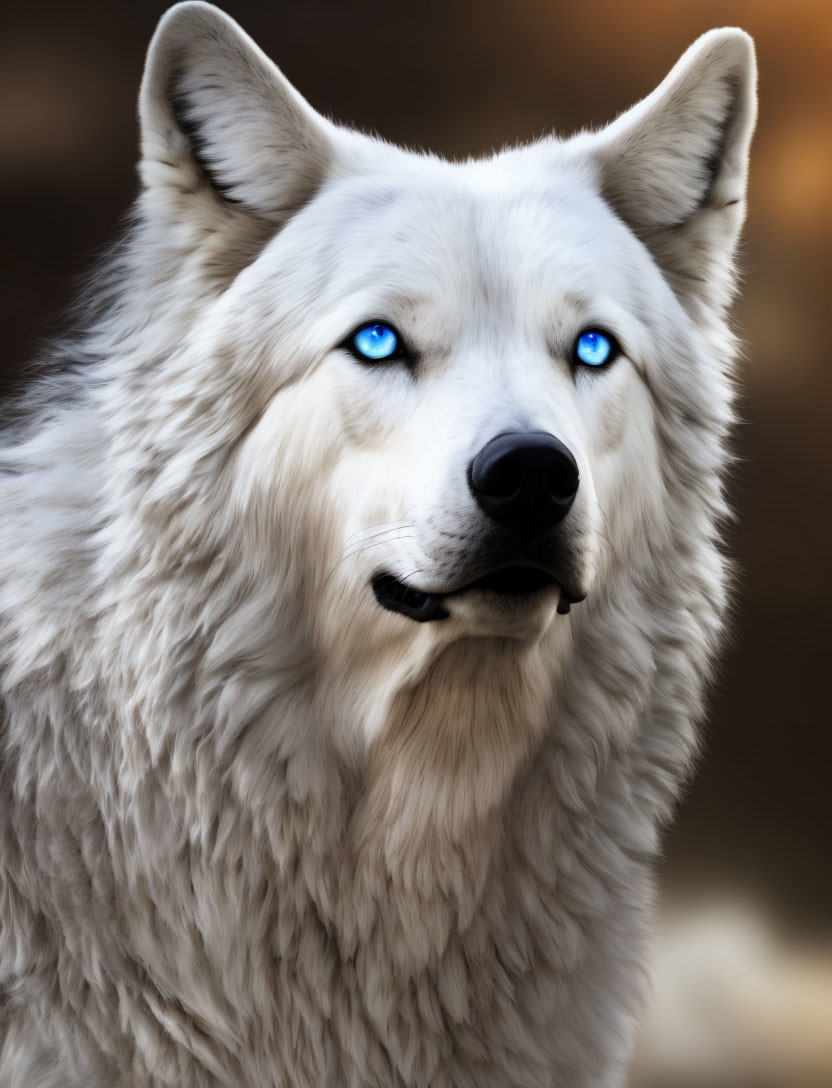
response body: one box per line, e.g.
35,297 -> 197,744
470,458 -> 520,500
549,459 -> 579,502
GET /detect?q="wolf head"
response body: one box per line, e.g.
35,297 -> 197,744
114,3 -> 756,758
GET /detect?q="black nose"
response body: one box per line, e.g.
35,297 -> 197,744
469,431 -> 579,541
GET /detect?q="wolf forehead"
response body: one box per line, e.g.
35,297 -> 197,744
240,167 -> 662,338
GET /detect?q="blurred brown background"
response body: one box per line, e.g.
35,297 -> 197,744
2,1 -> 830,1084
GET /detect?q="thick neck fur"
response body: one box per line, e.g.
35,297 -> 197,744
100,611 -> 656,1087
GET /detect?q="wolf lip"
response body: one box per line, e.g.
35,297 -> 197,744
372,564 -> 567,623
371,573 -> 449,623
466,566 -> 555,595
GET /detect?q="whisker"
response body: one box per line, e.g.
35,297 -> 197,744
341,525 -> 414,560
342,520 -> 410,547
320,523 -> 419,591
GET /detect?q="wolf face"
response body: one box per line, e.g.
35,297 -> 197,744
136,3 -> 754,731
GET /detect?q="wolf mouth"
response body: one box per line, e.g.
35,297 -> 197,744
372,566 -> 579,623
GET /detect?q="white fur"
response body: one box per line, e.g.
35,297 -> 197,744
0,5 -> 756,1086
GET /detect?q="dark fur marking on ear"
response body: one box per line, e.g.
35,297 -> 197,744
168,76 -> 243,206
701,74 -> 741,209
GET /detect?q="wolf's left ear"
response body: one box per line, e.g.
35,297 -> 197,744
590,29 -> 757,312
139,2 -> 335,228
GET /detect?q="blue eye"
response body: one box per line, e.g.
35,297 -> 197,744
351,323 -> 401,362
575,330 -> 615,367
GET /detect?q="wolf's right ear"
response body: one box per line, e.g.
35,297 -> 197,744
139,2 -> 334,227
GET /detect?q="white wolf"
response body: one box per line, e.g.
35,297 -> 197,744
0,4 -> 756,1086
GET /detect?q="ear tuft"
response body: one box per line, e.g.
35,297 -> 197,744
139,2 -> 334,223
